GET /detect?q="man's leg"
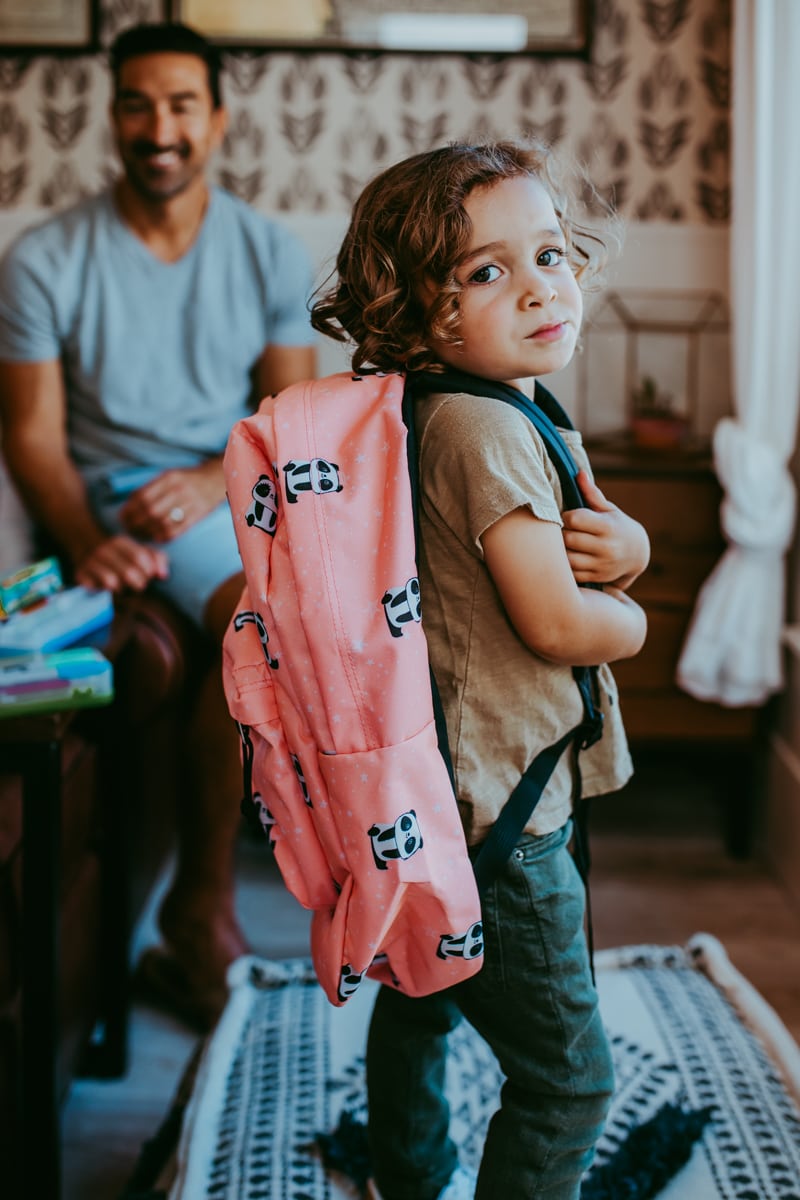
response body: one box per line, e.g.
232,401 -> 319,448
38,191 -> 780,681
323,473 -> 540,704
140,572 -> 249,1029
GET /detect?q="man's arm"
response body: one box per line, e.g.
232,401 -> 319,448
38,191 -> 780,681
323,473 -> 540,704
254,342 -> 317,398
0,358 -> 168,591
118,341 -> 318,543
482,506 -> 647,667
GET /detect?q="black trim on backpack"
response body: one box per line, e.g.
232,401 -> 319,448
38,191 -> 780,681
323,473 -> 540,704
400,377 -> 458,796
403,369 -> 604,894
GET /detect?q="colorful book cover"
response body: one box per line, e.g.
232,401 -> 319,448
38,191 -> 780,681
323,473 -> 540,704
0,648 -> 114,718
0,586 -> 113,655
0,555 -> 63,619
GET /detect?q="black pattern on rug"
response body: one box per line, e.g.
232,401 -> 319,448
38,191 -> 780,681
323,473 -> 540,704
325,1010 -> 686,1180
206,966 -> 332,1199
634,960 -> 800,1199
590,1031 -> 682,1171
166,950 -> 800,1200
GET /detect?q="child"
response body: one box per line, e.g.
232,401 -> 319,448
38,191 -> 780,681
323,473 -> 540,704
310,141 -> 649,1200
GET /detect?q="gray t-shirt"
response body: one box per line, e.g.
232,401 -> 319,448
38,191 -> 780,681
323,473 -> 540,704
0,186 -> 316,483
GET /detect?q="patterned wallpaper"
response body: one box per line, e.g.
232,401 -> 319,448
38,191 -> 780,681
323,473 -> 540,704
0,0 -> 730,221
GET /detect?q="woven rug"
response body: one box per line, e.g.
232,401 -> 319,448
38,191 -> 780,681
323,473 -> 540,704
128,934 -> 800,1200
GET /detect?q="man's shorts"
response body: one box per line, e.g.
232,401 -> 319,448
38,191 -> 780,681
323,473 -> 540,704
89,465 -> 243,630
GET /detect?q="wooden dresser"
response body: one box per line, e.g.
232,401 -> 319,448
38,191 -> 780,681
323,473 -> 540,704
586,437 -> 759,853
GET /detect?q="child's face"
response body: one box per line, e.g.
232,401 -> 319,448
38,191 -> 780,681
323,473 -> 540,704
429,174 -> 582,387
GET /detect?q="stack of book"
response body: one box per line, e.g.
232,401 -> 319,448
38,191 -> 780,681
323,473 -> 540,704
0,557 -> 115,717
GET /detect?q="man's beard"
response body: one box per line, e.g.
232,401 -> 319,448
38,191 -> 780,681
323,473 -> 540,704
122,140 -> 197,201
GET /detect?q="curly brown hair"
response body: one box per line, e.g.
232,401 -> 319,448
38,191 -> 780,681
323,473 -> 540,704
310,139 -> 608,374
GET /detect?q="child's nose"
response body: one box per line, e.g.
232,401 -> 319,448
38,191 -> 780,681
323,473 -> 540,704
519,271 -> 557,308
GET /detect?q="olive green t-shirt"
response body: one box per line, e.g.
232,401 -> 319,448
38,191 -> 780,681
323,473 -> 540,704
416,390 -> 634,847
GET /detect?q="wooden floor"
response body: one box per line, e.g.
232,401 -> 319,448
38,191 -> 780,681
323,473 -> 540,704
61,750 -> 800,1199
589,754 -> 800,1046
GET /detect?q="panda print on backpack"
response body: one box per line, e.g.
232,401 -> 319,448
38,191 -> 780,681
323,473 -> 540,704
223,369 -> 504,1004
381,576 -> 422,638
368,809 -> 423,869
291,753 -> 312,807
282,457 -> 342,503
338,963 -> 364,1002
437,921 -> 484,961
233,609 -> 279,670
245,473 -> 279,534
251,791 -> 277,839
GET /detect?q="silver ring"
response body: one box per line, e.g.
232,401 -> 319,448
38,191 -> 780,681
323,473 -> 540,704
169,505 -> 185,523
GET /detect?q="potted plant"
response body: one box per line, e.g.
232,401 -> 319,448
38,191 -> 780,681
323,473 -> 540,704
630,375 -> 689,449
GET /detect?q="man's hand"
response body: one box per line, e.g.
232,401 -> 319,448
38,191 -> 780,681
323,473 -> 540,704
119,459 -> 226,543
562,470 -> 650,590
74,534 -> 169,594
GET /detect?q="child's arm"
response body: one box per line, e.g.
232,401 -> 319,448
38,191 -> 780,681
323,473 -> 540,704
561,470 -> 650,590
482,505 -> 647,667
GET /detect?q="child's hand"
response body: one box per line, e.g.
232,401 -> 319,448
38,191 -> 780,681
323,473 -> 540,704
562,470 -> 650,590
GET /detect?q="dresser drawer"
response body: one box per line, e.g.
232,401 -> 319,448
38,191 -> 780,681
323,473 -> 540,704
629,547 -> 718,607
617,689 -> 757,742
612,608 -> 692,691
599,475 -> 723,551
585,445 -> 758,855
598,469 -> 723,605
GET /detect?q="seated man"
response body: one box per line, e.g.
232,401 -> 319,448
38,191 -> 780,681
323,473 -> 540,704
0,21 -> 317,1029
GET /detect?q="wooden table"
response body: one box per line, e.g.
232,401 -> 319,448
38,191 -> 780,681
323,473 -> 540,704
0,614 -> 130,1200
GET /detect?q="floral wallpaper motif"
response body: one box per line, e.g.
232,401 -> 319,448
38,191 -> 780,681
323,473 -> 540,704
0,0 -> 730,220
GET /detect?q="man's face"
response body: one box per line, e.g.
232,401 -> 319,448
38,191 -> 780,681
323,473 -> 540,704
111,51 -> 226,202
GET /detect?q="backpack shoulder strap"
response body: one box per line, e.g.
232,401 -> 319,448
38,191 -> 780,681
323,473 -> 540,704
406,367 -> 583,511
404,368 -> 603,892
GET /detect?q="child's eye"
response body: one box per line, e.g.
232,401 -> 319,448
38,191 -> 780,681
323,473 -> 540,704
468,264 -> 502,285
537,247 -> 566,267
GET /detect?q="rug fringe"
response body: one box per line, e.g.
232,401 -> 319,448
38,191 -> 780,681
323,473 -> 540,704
316,1109 -> 372,1191
580,1102 -> 713,1199
316,1101 -> 713,1198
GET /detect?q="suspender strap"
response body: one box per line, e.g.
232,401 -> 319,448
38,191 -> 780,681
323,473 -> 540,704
472,725 -> 581,892
472,665 -> 603,893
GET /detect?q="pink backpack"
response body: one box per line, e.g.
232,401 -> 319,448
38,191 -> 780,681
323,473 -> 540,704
222,371 -> 484,1007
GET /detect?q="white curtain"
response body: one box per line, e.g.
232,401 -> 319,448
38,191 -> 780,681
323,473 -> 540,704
676,0 -> 800,707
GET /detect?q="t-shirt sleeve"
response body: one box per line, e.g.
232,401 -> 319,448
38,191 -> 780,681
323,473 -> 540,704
261,221 -> 317,347
419,393 -> 563,555
0,238 -> 61,362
